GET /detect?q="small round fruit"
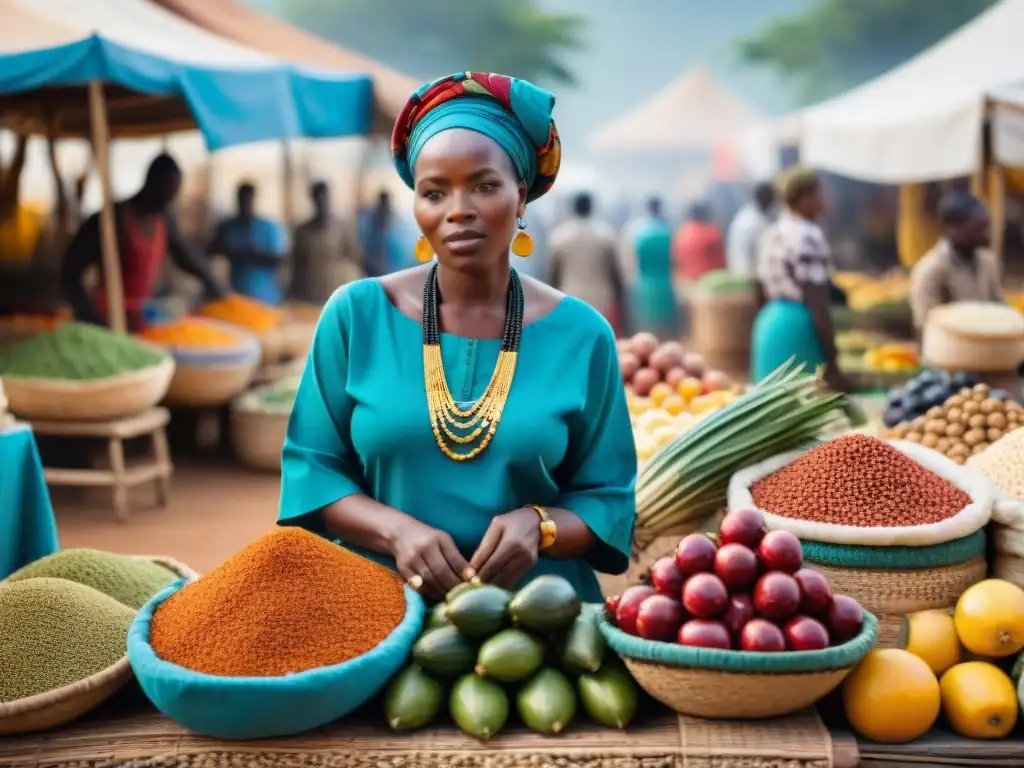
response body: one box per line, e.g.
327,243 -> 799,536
783,615 -> 830,651
752,572 -> 800,621
714,543 -> 760,592
718,508 -> 767,549
678,619 -> 731,649
739,618 -> 785,652
828,595 -> 865,644
649,557 -> 685,598
722,593 -> 755,637
757,530 -> 803,573
682,573 -> 728,618
794,568 -> 834,615
939,661 -> 1018,740
674,534 -> 718,576
842,649 -> 940,743
615,585 -> 657,636
636,594 -> 685,642
954,579 -> 1024,657
899,610 -> 960,675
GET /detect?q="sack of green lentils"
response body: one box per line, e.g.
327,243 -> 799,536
727,434 -> 993,547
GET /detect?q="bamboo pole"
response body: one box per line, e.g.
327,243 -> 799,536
990,162 -> 1006,261
88,80 -> 126,333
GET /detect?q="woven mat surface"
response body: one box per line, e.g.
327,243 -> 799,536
1,692 -> 857,768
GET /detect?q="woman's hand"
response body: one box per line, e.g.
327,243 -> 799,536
469,508 -> 542,590
390,518 -> 470,600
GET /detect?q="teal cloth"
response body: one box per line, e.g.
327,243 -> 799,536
632,217 -> 677,335
278,279 -> 637,603
751,299 -> 827,383
0,425 -> 59,579
407,99 -> 538,190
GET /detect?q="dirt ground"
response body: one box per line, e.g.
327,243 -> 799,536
52,460 -> 281,574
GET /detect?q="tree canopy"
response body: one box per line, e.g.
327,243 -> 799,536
738,0 -> 998,104
282,0 -> 587,86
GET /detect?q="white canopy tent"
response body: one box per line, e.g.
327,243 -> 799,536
797,0 -> 1024,183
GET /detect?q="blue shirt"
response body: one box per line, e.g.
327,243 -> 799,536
213,216 -> 288,305
633,217 -> 677,329
356,211 -> 417,275
278,277 -> 637,602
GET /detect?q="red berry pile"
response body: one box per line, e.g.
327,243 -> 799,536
605,508 -> 865,651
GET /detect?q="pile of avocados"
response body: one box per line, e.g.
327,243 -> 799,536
384,575 -> 640,740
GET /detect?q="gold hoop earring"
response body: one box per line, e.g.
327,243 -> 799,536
414,235 -> 434,263
511,216 -> 533,258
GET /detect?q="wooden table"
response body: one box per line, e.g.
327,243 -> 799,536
31,407 -> 172,521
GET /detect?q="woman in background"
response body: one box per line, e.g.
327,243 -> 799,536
631,196 -> 677,338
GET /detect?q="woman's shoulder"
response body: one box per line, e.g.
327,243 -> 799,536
321,276 -> 388,324
522,275 -> 616,347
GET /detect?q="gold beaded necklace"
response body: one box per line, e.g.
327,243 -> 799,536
422,264 -> 523,462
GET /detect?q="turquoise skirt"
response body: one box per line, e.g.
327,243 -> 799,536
751,300 -> 827,383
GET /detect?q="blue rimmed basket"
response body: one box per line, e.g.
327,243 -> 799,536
154,320 -> 262,407
599,612 -> 877,719
127,579 -> 425,739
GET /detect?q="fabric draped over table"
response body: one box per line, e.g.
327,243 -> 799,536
0,425 -> 59,579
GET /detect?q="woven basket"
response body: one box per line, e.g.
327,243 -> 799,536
599,612 -> 877,719
811,556 -> 986,648
258,327 -> 286,365
0,555 -> 196,736
2,356 -> 174,422
164,359 -> 258,407
230,407 -> 288,472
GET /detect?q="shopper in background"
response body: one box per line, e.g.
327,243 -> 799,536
357,190 -> 418,276
631,197 -> 677,338
909,191 -> 1003,331
726,181 -> 776,278
672,201 -> 725,282
751,167 -> 851,392
209,181 -> 289,305
290,181 -> 362,304
549,191 -> 626,333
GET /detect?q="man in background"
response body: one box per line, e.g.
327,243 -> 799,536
726,181 -> 776,278
549,191 -> 626,333
673,201 -> 725,282
209,181 -> 288,305
290,181 -> 361,304
357,190 -> 417,276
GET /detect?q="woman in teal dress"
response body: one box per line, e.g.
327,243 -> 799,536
278,72 -> 637,603
631,197 -> 677,338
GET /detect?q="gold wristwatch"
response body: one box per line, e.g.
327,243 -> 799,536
526,505 -> 557,549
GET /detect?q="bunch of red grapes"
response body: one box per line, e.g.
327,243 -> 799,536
607,509 -> 865,652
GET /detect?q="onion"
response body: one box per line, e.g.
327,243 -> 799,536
619,352 -> 641,382
631,332 -> 659,364
665,367 -> 687,388
702,369 -> 732,393
632,367 -> 660,396
683,352 -> 706,377
649,344 -> 684,373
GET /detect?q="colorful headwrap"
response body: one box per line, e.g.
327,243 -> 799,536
391,72 -> 561,203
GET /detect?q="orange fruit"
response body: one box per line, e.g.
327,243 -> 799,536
661,394 -> 686,416
677,377 -> 703,400
842,649 -> 940,743
649,381 -> 672,406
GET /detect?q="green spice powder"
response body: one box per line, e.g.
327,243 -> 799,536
0,578 -> 134,703
0,322 -> 165,380
7,550 -> 178,610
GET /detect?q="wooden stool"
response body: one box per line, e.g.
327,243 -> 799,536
30,407 -> 173,521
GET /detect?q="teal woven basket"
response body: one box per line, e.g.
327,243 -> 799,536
599,612 -> 877,719
801,530 -> 986,570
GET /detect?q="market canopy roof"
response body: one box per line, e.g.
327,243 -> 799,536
0,0 -> 374,150
150,0 -> 416,135
800,0 -> 1024,183
587,67 -> 764,154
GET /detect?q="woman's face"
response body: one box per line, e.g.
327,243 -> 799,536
413,128 -> 527,273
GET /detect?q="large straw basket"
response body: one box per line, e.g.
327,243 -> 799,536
0,555 -> 197,736
230,407 -> 288,472
163,338 -> 260,408
990,523 -> 1024,589
689,289 -> 756,372
599,612 -> 877,719
2,356 -> 174,422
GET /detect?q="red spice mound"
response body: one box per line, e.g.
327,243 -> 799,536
750,434 -> 971,527
150,527 -> 407,677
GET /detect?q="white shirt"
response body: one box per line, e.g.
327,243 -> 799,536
757,211 -> 832,303
549,216 -> 619,310
726,202 -> 773,278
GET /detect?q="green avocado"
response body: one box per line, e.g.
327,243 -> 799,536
475,628 -> 546,683
558,608 -> 607,675
383,665 -> 444,732
578,660 -> 640,730
516,667 -> 577,735
411,625 -> 475,679
426,602 -> 450,629
446,580 -> 483,603
446,585 -> 511,638
450,673 -> 509,741
509,575 -> 581,632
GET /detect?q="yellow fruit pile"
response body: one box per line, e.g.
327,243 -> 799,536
628,383 -> 739,463
835,271 -> 910,312
863,343 -> 920,374
843,579 -> 1024,743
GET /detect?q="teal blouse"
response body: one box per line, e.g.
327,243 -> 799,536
278,278 -> 637,602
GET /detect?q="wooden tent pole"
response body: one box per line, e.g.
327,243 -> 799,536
991,162 -> 1006,262
88,80 -> 126,333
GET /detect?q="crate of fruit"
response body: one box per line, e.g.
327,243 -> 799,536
600,509 -> 877,719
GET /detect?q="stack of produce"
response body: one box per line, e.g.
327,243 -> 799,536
843,580 -> 1024,743
5,549 -> 180,610
634,361 -> 847,546
837,331 -> 920,376
0,322 -> 165,381
885,382 -> 1024,464
139,318 -> 248,351
608,509 -> 865,652
619,332 -> 733,399
386,576 -> 640,739
732,434 -> 990,646
197,294 -> 284,335
881,369 -> 982,428
233,375 -> 299,416
969,428 -> 1024,588
0,578 -> 134,706
832,271 -> 910,312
